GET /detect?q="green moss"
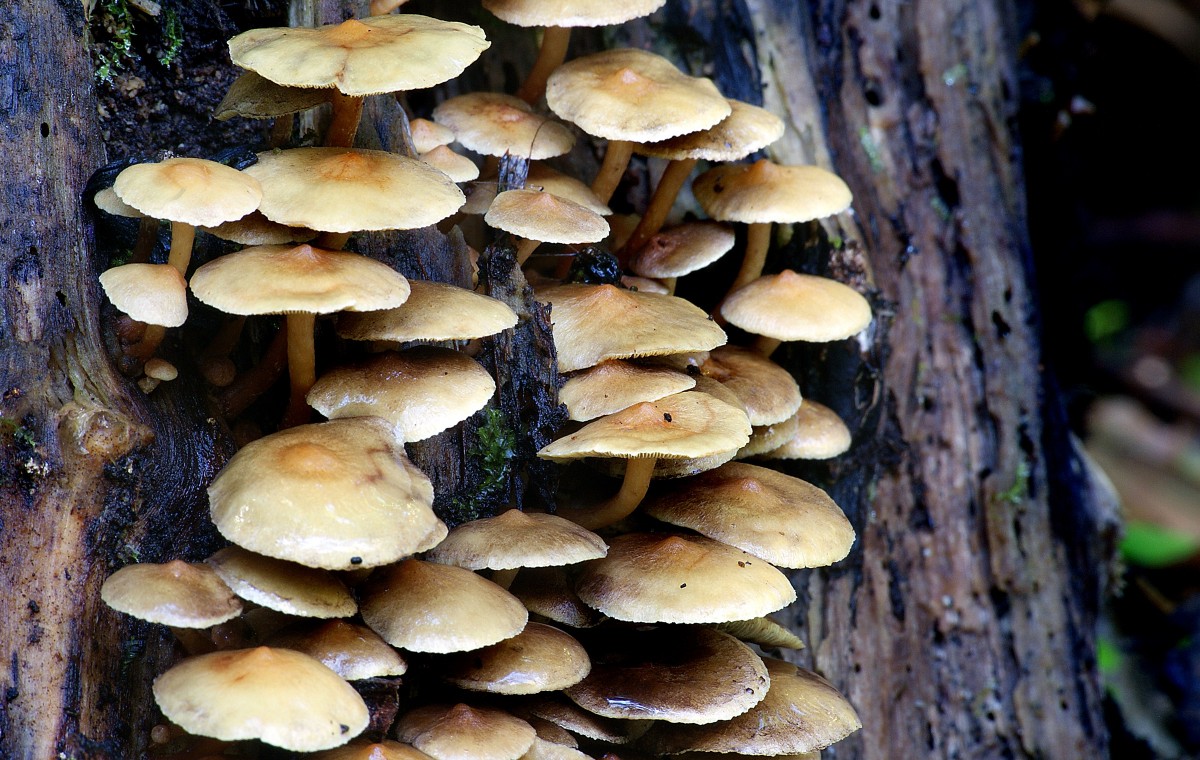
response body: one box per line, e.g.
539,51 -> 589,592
995,460 -> 1030,506
157,8 -> 183,67
92,0 -> 136,83
0,417 -> 36,448
447,407 -> 516,524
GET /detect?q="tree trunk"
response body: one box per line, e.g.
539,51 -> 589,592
0,0 -> 1112,758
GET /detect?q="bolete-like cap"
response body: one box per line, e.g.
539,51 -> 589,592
546,48 -> 730,142
419,146 -> 480,183
311,740 -> 436,760
397,703 -> 536,760
692,160 -> 852,224
433,92 -> 575,159
113,157 -> 263,228
638,657 -> 861,755
483,0 -> 666,27
564,626 -> 768,724
206,545 -> 357,618
699,345 -> 802,426
228,15 -> 490,96
424,510 -> 607,571
153,647 -> 369,751
720,270 -> 872,343
760,399 -> 853,460
215,70 -> 333,120
99,263 -> 189,327
559,360 -> 695,422
267,619 -> 408,680
628,221 -> 735,280
100,560 -> 242,628
337,280 -> 516,343
636,99 -> 785,162
359,559 -> 527,653
509,566 -> 605,629
486,190 -> 609,245
411,118 -> 456,154
243,148 -> 464,233
536,284 -> 726,373
190,243 -> 411,316
575,532 -> 795,624
642,462 -> 855,568
207,418 -> 442,570
306,347 -> 496,443
442,622 -> 591,695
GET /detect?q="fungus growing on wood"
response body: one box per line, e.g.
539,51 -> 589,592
396,703 -> 536,760
441,621 -> 591,695
206,545 -> 357,618
720,269 -> 872,356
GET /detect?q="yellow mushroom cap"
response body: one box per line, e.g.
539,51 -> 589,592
628,221 -> 736,280
424,509 -> 607,571
486,189 -> 609,244
636,98 -> 785,161
442,622 -> 592,695
410,118 -> 456,154
464,164 -> 612,216
267,619 -> 408,681
207,418 -> 442,570
397,703 -> 536,760
152,646 -> 369,751
720,270 -> 872,343
760,399 -> 853,459
559,359 -> 695,422
693,159 -> 852,224
228,15 -> 490,96
419,146 -> 480,183
113,157 -> 262,228
433,92 -> 575,159
483,0 -> 666,27
699,345 -> 802,426
310,740 -> 435,760
336,280 -> 516,343
99,263 -> 189,327
206,545 -> 357,618
100,560 -> 242,628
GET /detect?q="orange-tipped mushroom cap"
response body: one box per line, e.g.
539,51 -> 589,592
113,157 -> 262,228
397,703 -> 536,760
100,560 -> 242,628
486,189 -> 609,244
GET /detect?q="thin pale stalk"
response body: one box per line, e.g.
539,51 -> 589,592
282,312 -> 317,428
561,457 -> 657,530
621,157 -> 698,261
166,221 -> 196,275
516,26 -> 572,105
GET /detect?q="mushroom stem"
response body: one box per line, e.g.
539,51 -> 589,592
166,221 -> 197,275
515,237 -> 541,265
564,457 -> 657,530
516,26 -> 572,105
620,157 -> 698,262
325,91 -> 366,148
590,140 -> 635,207
751,334 -> 782,357
491,568 -> 520,590
283,312 -> 317,427
167,626 -> 217,656
662,276 -> 678,295
713,222 -> 771,322
220,324 -> 288,418
315,231 -> 352,251
269,113 -> 294,149
131,217 -> 159,264
127,324 -> 168,362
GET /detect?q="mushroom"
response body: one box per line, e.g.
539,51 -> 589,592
396,703 -> 536,760
441,622 -> 591,695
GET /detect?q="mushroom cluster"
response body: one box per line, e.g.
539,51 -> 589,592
95,3 -> 873,758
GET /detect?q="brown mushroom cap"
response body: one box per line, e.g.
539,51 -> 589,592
720,270 -> 872,343
206,545 -> 357,618
699,345 -> 802,426
152,646 -> 370,751
520,695 -> 650,744
713,616 -> 806,650
113,157 -> 262,228
692,160 -> 852,225
228,15 -> 490,96
442,622 -> 591,695
486,190 -> 609,244
483,0 -> 666,27
564,626 -> 768,724
267,619 -> 408,681
636,99 -> 785,162
360,559 -> 527,653
243,148 -> 464,233
509,566 -> 605,629
628,221 -> 736,280
215,70 -> 333,120
760,399 -> 853,459
537,284 -> 726,373
207,418 -> 442,570
99,263 -> 189,327
306,347 -> 496,443
559,360 -> 695,422
433,92 -> 575,159
546,48 -> 730,142
642,462 -> 855,568
575,532 -> 796,624
638,657 -> 861,755
424,510 -> 607,571
397,703 -> 536,760
100,560 -> 242,628
311,740 -> 436,760
336,280 -> 517,343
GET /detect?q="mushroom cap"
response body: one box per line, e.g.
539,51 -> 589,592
306,347 -> 496,443
509,566 -> 605,629
546,48 -> 730,142
575,532 -> 796,624
113,157 -> 263,228
190,243 -> 410,316
636,99 -> 785,162
760,399 -> 853,459
641,462 -> 855,568
360,559 -> 528,653
244,148 -> 464,233
153,647 -> 369,751
208,418 -> 442,570
206,545 -> 357,618
410,118 -> 457,154
424,509 -> 607,571
692,160 -> 852,224
486,190 -> 609,244
310,740 -> 436,760
100,560 -> 242,628
419,146 -> 480,183
201,210 -> 317,246
397,703 -> 536,760
215,70 -> 332,120
267,619 -> 408,680
564,626 -> 769,724
536,284 -> 726,373
699,345 -> 802,426
483,0 -> 666,27
228,15 -> 490,97
433,92 -> 575,159
538,391 -> 750,463
560,359 -> 695,422
628,221 -> 735,280
520,695 -> 650,744
442,622 -> 591,695
720,270 -> 872,343
336,280 -> 517,343
93,186 -> 144,218
714,616 -> 806,650
465,164 -> 612,216
99,263 -> 189,327
736,412 -> 802,458
638,657 -> 862,755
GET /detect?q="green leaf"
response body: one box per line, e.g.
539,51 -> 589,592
1083,299 -> 1129,343
1120,521 -> 1199,567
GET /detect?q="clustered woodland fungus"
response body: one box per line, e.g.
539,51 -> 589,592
95,4 -> 872,758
